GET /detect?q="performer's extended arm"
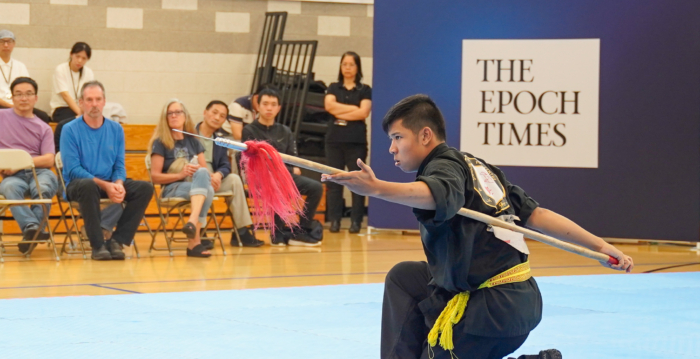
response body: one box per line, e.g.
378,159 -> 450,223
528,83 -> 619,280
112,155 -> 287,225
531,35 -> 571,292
321,158 -> 436,210
527,208 -> 633,272
323,158 -> 634,272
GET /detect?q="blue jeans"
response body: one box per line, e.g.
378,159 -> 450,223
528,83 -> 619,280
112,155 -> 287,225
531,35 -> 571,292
161,168 -> 213,225
0,168 -> 59,232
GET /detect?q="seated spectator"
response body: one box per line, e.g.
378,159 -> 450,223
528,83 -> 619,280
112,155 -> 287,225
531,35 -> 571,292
61,81 -> 153,260
148,99 -> 214,258
195,100 -> 263,247
227,83 -> 276,141
241,88 -> 323,246
54,113 -> 124,244
51,42 -> 94,123
0,77 -> 57,253
0,30 -> 51,123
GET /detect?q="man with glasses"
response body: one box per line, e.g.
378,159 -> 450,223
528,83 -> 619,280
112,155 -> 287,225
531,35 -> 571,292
195,100 -> 263,247
0,77 -> 58,253
0,30 -> 51,123
61,80 -> 153,260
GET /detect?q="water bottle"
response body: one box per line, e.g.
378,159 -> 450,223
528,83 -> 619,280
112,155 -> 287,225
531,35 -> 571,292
186,156 -> 198,182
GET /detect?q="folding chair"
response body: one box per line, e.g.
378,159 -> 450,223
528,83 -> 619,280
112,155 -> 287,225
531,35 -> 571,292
213,191 -> 243,247
145,156 -> 226,256
54,152 -> 142,259
0,149 -> 60,262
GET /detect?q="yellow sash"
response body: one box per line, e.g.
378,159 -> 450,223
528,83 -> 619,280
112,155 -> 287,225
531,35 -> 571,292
427,261 -> 532,357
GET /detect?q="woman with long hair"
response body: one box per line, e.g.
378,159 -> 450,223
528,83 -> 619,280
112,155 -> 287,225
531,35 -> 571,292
148,99 -> 214,258
50,42 -> 94,122
324,51 -> 372,234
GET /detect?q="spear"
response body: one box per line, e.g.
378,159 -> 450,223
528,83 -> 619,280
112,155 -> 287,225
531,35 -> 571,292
174,129 -> 618,265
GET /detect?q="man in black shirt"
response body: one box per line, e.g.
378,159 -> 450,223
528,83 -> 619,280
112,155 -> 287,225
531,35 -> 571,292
241,88 -> 324,246
322,95 -> 634,359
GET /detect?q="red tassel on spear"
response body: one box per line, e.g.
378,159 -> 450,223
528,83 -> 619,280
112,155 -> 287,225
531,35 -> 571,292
239,140 -> 305,232
173,130 -> 305,233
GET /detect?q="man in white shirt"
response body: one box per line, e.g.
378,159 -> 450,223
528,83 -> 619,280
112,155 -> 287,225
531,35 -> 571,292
0,30 -> 51,123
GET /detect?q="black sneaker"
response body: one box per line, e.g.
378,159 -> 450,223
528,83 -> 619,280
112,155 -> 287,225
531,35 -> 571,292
19,224 -> 39,254
106,240 -> 125,260
91,245 -> 112,260
538,349 -> 562,359
236,226 -> 264,247
509,349 -> 562,359
270,229 -> 288,246
288,232 -> 321,247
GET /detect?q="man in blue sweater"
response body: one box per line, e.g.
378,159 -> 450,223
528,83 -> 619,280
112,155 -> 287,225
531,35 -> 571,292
60,81 -> 153,260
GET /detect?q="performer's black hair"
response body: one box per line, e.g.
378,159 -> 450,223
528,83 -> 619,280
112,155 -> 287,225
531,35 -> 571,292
381,94 -> 446,141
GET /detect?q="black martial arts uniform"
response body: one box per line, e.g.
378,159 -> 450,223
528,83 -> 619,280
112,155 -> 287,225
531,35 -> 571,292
381,143 -> 543,359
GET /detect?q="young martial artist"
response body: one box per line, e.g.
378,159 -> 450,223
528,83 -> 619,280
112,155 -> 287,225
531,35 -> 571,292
321,95 -> 634,359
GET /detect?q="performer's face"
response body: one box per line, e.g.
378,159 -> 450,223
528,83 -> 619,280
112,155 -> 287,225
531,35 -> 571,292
388,120 -> 428,173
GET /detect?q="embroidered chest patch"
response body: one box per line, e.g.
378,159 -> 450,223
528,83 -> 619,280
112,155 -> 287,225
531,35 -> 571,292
465,156 -> 510,213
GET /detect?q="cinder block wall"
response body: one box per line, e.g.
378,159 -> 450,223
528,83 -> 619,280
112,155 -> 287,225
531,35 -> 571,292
0,0 -> 373,124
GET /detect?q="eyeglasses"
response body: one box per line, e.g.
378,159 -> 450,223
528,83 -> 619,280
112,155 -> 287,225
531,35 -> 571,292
12,92 -> 35,99
167,110 -> 185,117
0,40 -> 14,46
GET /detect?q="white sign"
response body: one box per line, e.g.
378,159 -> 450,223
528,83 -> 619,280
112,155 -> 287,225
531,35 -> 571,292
461,39 -> 600,168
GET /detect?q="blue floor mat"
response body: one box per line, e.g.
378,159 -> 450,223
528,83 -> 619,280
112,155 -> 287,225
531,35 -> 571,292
1,272 -> 699,358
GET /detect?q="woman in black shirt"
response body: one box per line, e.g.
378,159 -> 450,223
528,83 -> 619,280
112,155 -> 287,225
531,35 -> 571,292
324,51 -> 372,233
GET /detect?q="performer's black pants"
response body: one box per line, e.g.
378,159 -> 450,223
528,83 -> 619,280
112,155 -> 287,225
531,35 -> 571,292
325,142 -> 367,223
66,178 -> 153,248
52,106 -> 77,123
381,261 -> 529,359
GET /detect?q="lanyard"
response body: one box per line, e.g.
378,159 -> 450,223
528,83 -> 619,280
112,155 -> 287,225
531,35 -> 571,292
69,63 -> 82,99
0,60 -> 11,100
0,60 -> 11,84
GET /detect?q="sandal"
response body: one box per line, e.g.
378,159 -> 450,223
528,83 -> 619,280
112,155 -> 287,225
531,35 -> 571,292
186,244 -> 211,258
182,222 -> 197,239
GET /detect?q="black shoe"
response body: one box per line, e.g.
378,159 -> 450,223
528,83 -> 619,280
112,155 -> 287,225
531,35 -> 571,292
509,349 -> 562,359
106,240 -> 125,260
182,222 -> 197,239
236,226 -> 264,247
329,220 -> 340,233
200,239 -> 215,250
270,229 -> 288,246
348,222 -> 361,234
19,224 -> 39,254
288,232 -> 321,247
186,244 -> 211,258
91,245 -> 112,260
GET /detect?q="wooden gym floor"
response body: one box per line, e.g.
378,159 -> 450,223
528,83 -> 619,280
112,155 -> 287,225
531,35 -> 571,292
0,220 -> 698,300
